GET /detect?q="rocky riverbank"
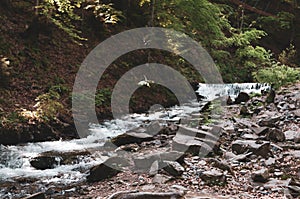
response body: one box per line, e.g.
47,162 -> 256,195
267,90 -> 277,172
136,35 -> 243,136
75,83 -> 300,199
1,82 -> 300,199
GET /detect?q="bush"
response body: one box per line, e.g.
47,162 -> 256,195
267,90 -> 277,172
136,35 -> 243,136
253,64 -> 300,89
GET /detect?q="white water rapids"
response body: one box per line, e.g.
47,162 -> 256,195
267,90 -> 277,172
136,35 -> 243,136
0,83 -> 270,185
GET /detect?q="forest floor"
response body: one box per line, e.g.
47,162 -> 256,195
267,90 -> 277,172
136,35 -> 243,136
0,2 -> 181,145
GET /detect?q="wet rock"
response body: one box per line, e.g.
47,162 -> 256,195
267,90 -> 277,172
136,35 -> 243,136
162,161 -> 185,177
30,150 -> 91,170
87,157 -> 129,182
231,140 -> 270,158
226,96 -> 233,105
30,156 -> 58,170
199,169 -> 226,185
266,128 -> 285,142
234,92 -> 250,104
152,174 -> 172,184
23,192 -> 45,199
145,121 -> 163,135
251,168 -> 269,183
110,131 -> 154,147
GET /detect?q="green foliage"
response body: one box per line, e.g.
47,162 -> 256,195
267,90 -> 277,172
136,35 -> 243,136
39,0 -> 85,42
145,0 -> 276,82
153,0 -> 228,47
279,44 -> 297,67
95,88 -> 112,106
253,64 -> 300,89
1,112 -> 27,125
85,1 -> 123,24
34,86 -> 64,121
38,0 -> 123,42
257,12 -> 295,30
253,43 -> 300,89
49,84 -> 69,95
277,12 -> 295,29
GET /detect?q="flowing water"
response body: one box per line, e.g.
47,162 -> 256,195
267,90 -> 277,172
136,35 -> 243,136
0,83 -> 270,197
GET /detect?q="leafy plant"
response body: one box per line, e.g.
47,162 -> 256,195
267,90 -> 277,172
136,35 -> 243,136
85,1 -> 123,24
37,0 -> 123,43
95,88 -> 112,106
34,87 -> 64,121
1,111 -> 27,125
253,64 -> 300,89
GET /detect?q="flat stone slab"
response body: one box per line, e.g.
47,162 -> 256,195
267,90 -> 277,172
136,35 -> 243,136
172,126 -> 220,155
231,140 -> 270,158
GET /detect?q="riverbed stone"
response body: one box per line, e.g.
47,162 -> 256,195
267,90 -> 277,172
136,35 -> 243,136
251,168 -> 269,183
231,140 -> 270,158
250,126 -> 269,135
87,157 -> 129,182
172,126 -> 219,155
110,131 -> 154,147
162,160 -> 185,177
258,115 -> 281,127
149,160 -> 159,176
234,92 -> 250,104
152,174 -> 172,184
199,169 -> 226,185
30,156 -> 59,170
266,128 -> 285,142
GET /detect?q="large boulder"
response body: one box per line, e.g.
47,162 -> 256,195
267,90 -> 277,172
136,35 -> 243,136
87,157 -> 129,182
172,125 -> 220,155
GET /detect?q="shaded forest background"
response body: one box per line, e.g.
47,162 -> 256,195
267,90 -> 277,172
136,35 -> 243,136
0,0 -> 299,129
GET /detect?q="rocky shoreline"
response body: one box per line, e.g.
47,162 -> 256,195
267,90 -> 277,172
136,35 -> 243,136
1,83 -> 300,199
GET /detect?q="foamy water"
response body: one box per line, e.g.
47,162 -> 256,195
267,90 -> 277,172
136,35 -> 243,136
0,83 -> 270,185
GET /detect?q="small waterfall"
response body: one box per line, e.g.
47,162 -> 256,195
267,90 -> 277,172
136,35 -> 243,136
196,83 -> 270,101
